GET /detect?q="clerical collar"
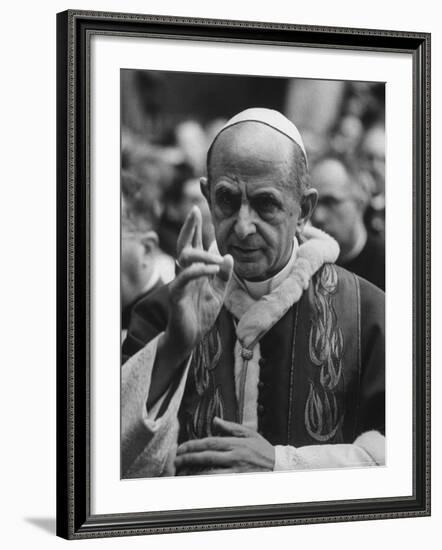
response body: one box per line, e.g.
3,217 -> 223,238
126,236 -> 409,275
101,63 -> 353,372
233,238 -> 299,300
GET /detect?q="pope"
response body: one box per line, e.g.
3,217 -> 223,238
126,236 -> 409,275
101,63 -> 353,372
122,108 -> 385,478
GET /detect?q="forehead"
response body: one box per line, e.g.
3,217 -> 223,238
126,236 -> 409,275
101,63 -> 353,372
209,122 -> 296,186
311,159 -> 350,197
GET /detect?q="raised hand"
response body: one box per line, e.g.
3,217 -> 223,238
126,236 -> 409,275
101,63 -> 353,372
166,206 -> 234,356
147,207 -> 233,407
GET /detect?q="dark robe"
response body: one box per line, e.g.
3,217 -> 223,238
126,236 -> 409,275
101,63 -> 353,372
122,263 -> 384,450
339,233 -> 385,291
121,278 -> 164,331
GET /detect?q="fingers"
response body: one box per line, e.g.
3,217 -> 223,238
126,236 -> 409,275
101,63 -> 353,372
216,254 -> 234,283
192,206 -> 203,249
176,206 -> 202,255
211,254 -> 234,296
177,437 -> 237,455
175,450 -> 234,470
213,416 -> 250,437
179,247 -> 223,269
172,263 -> 220,292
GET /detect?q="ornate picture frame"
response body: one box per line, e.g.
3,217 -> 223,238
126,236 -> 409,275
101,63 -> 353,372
56,9 -> 430,539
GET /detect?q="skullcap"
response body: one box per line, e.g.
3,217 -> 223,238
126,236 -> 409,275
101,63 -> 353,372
210,107 -> 307,163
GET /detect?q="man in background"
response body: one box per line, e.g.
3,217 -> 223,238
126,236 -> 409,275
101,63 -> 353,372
121,171 -> 174,341
311,154 -> 385,291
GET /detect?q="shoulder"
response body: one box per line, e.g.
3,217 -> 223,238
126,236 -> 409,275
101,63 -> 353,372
316,263 -> 384,301
315,264 -> 384,362
334,265 -> 385,341
311,263 -> 384,324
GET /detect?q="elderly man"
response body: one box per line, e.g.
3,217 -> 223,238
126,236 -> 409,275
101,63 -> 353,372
122,108 -> 385,478
311,154 -> 385,290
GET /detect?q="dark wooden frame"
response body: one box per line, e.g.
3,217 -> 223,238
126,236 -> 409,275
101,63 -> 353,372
56,9 -> 431,540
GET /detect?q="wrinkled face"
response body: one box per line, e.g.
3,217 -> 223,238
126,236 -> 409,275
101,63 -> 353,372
206,123 -> 303,281
311,159 -> 361,247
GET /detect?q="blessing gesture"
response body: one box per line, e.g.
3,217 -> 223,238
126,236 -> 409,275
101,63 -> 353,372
147,206 -> 233,406
168,205 -> 234,355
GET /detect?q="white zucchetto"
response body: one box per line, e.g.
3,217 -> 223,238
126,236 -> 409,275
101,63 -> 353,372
210,107 -> 307,163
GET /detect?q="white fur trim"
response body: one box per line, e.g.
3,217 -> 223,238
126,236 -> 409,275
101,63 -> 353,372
354,430 -> 385,465
273,431 -> 385,471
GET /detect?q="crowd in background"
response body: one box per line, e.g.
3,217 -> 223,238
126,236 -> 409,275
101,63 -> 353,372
121,73 -> 386,336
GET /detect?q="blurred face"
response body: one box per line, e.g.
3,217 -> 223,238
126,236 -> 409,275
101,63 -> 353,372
121,237 -> 145,307
311,159 -> 362,249
360,126 -> 385,194
121,233 -> 156,307
204,123 -> 308,281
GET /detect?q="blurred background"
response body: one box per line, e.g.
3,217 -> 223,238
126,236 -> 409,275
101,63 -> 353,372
121,69 -> 385,335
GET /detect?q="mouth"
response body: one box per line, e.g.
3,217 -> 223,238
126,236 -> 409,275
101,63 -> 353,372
230,245 -> 262,260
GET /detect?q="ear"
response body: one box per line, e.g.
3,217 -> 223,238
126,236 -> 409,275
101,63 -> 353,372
297,188 -> 318,232
200,177 -> 210,205
140,230 -> 159,256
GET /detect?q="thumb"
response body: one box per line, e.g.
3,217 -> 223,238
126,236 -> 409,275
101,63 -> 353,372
217,254 -> 234,282
213,416 -> 249,437
211,254 -> 234,295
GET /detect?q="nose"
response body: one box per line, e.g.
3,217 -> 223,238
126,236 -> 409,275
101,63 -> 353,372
234,203 -> 257,240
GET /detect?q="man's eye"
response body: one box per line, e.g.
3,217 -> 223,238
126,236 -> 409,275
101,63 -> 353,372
215,191 -> 240,213
219,193 -> 234,206
253,196 -> 279,214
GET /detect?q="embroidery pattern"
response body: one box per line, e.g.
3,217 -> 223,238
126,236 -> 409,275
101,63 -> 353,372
187,327 -> 224,439
305,264 -> 344,442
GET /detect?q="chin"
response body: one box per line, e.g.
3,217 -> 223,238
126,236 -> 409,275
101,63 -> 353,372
234,262 -> 265,281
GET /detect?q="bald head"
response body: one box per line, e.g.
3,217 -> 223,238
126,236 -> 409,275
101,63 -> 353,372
207,121 -> 309,200
311,158 -> 352,197
311,156 -> 367,208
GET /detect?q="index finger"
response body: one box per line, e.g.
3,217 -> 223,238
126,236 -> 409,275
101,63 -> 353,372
176,206 -> 198,256
191,205 -> 203,250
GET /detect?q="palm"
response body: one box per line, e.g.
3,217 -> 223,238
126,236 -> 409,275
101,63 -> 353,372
167,207 -> 233,353
176,274 -> 225,344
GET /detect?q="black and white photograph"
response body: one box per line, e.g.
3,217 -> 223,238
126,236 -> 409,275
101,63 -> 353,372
53,7 -> 431,540
120,70 -> 386,479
